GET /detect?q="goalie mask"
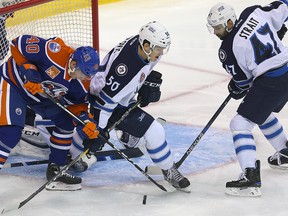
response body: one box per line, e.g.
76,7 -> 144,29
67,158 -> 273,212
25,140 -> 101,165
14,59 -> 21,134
206,2 -> 237,34
69,46 -> 100,78
139,21 -> 171,61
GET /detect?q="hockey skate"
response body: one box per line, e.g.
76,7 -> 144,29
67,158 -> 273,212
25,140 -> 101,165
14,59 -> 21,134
70,152 -> 97,172
162,163 -> 191,193
225,160 -> 261,197
46,163 -> 82,191
268,148 -> 288,170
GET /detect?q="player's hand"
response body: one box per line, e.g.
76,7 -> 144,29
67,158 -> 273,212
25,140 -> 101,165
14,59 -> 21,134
75,112 -> 99,140
23,81 -> 44,95
137,70 -> 162,107
82,121 -> 99,139
228,79 -> 247,100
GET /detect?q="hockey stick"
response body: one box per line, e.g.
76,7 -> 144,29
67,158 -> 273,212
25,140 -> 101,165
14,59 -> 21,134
1,149 -> 89,214
3,148 -> 144,168
43,90 -> 168,192
108,100 -> 142,132
145,94 -> 232,174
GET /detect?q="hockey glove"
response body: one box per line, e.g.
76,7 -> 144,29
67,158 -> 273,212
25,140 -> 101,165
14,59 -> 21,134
75,112 -> 99,140
228,79 -> 247,100
20,63 -> 44,95
83,128 -> 110,153
23,81 -> 44,95
277,24 -> 287,41
137,70 -> 162,107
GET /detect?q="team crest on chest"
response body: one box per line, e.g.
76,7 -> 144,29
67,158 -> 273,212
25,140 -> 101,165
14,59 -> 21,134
115,63 -> 128,76
46,66 -> 60,79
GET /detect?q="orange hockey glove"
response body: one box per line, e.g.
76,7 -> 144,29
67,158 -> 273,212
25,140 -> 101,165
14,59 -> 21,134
23,81 -> 44,95
74,112 -> 99,140
82,121 -> 99,139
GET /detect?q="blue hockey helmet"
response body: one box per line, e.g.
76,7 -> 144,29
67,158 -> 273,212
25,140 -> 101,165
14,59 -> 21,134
71,46 -> 100,76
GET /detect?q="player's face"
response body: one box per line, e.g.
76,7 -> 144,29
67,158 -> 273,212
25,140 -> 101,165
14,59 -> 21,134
150,46 -> 168,62
72,69 -> 93,81
212,24 -> 228,40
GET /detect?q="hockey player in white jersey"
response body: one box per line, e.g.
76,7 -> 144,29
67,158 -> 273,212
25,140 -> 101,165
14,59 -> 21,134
70,21 -> 191,192
207,1 -> 288,196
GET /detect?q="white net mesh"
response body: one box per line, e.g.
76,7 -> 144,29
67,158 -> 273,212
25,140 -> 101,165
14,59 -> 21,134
0,0 -> 95,64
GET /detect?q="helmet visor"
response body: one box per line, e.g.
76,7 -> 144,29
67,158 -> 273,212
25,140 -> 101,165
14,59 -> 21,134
152,45 -> 170,55
74,67 -> 95,81
206,23 -> 225,34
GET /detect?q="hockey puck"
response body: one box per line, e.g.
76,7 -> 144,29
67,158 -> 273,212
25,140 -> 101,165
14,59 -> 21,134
142,195 -> 147,205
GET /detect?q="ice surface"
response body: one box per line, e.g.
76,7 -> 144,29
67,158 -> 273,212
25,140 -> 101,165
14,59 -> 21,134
1,0 -> 287,215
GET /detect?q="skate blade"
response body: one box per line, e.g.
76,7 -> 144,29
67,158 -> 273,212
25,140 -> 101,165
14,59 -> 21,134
45,182 -> 81,191
269,164 -> 288,170
225,187 -> 261,197
175,185 -> 191,193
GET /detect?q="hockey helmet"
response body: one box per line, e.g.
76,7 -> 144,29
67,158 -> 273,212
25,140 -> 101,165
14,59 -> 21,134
71,46 -> 100,77
207,2 -> 237,33
139,21 -> 171,58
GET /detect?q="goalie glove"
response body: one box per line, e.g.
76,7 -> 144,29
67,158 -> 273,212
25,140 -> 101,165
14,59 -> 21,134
137,70 -> 162,107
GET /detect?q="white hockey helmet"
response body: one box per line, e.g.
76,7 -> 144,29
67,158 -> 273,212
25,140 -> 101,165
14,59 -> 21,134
139,21 -> 171,60
207,2 -> 237,33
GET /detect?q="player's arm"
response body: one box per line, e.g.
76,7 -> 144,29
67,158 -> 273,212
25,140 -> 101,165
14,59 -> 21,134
11,36 -> 43,95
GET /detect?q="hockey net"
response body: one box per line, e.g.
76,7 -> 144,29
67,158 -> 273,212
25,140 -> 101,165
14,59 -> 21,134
0,0 -> 99,156
0,0 -> 99,64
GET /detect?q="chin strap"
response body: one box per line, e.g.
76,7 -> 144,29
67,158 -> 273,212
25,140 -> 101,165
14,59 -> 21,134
140,43 -> 152,61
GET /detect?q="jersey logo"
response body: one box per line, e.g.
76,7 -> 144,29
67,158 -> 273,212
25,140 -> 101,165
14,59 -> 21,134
15,108 -> 22,116
46,66 -> 60,79
115,63 -> 128,76
41,80 -> 68,100
219,49 -> 227,62
48,42 -> 61,53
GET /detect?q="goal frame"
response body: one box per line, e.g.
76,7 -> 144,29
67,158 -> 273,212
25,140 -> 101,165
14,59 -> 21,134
0,0 -> 100,51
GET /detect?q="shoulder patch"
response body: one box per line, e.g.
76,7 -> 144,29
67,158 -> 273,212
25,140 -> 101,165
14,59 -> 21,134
218,49 -> 227,62
48,42 -> 61,53
115,63 -> 128,76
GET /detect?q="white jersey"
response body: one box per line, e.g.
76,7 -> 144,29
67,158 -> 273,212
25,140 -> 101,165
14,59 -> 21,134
219,1 -> 288,90
90,35 -> 159,128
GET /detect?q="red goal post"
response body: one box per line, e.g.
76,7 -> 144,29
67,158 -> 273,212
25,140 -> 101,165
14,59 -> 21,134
0,0 -> 99,63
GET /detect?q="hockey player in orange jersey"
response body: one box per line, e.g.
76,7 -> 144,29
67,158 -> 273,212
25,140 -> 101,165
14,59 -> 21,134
0,34 -> 100,190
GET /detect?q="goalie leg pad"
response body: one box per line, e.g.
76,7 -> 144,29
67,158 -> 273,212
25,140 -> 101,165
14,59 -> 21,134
70,153 -> 97,172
